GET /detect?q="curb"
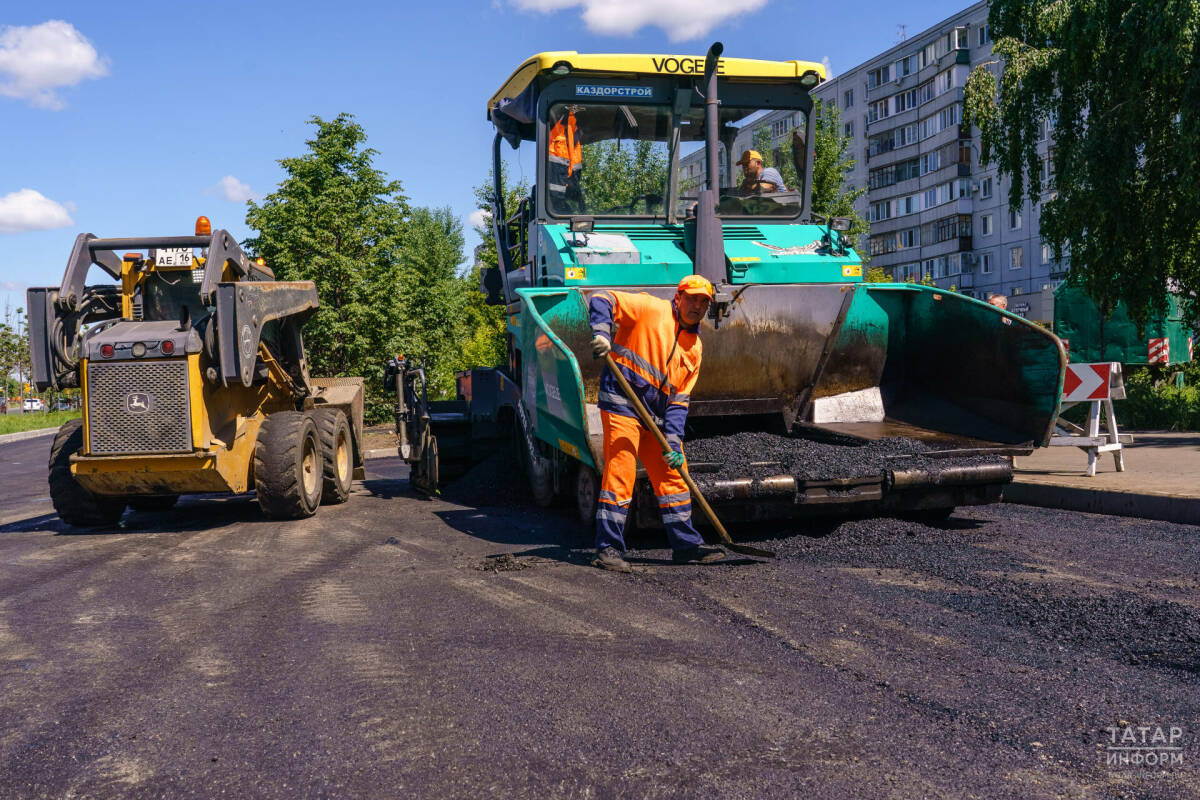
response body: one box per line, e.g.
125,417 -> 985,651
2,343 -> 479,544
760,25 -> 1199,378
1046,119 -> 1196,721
0,426 -> 59,446
1004,482 -> 1200,527
364,448 -> 398,461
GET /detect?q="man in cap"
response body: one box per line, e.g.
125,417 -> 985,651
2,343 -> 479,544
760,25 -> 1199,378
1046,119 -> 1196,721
735,149 -> 786,194
587,275 -> 723,573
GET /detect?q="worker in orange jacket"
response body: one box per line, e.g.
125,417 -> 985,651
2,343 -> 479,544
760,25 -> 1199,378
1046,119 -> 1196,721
588,274 -> 723,573
548,107 -> 584,214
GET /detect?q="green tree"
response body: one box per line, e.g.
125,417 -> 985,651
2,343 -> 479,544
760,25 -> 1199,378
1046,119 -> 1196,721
0,303 -> 30,398
963,0 -> 1200,328
809,99 -> 868,251
394,206 -> 469,397
244,114 -> 410,414
579,140 -> 669,214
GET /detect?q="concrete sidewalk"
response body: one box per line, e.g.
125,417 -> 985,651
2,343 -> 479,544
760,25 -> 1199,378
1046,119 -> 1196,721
1006,431 -> 1200,525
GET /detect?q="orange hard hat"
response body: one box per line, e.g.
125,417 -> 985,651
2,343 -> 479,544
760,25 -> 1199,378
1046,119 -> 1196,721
676,274 -> 715,300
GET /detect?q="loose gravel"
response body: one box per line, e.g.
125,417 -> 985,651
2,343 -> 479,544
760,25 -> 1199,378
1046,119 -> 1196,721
686,431 -> 1007,481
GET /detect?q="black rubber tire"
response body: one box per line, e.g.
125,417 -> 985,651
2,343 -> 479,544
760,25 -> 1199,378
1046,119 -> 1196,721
419,435 -> 439,495
127,495 -> 180,512
254,411 -> 324,519
48,419 -> 126,528
310,408 -> 353,505
576,464 -> 599,527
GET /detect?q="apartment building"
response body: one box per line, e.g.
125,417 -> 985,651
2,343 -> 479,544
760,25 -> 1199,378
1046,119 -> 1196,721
815,1 -> 1065,315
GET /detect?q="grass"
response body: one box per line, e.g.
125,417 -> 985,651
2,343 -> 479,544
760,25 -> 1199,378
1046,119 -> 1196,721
0,410 -> 79,436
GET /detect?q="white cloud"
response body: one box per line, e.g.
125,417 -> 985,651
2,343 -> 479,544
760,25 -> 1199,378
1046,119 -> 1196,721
821,56 -> 834,79
511,0 -> 768,41
209,175 -> 258,204
0,21 -> 108,110
0,280 -> 28,292
0,189 -> 74,234
468,209 -> 489,229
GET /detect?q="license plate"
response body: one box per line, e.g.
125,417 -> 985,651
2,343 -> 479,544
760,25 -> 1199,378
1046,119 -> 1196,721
155,248 -> 193,267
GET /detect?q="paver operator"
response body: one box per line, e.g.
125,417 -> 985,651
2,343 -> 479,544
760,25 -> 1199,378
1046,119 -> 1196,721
588,275 -> 724,573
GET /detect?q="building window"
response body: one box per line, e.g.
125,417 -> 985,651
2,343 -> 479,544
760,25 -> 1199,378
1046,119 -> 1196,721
918,79 -> 934,104
843,89 -> 855,107
980,214 -> 993,236
868,65 -> 892,89
868,98 -> 891,123
981,252 -> 992,273
926,214 -> 971,245
1011,286 -> 1023,296
935,68 -> 956,96
1041,242 -> 1052,264
980,176 -> 993,198
1010,246 -> 1024,269
978,25 -> 991,46
869,233 -> 899,256
1009,207 -> 1022,230
920,41 -> 937,69
844,120 -> 855,138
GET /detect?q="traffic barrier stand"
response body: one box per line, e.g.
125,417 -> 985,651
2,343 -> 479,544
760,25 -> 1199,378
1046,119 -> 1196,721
1050,362 -> 1133,476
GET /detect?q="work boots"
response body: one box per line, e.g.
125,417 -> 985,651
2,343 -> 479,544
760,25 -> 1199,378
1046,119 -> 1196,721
592,546 -> 633,573
672,545 -> 726,564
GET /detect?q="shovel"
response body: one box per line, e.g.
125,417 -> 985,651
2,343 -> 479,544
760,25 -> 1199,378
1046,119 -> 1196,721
604,354 -> 775,559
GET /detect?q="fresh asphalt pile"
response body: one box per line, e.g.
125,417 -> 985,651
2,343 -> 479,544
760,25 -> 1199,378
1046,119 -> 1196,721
685,431 -> 1007,482
722,509 -> 1200,674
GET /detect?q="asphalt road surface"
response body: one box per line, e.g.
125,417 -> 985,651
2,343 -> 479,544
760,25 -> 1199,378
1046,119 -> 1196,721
1,435 -> 1198,799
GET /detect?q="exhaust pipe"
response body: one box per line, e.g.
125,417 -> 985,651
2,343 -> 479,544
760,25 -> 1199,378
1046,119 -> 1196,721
693,42 -> 727,293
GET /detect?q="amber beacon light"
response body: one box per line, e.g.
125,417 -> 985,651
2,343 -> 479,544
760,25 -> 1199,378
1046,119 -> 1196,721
195,216 -> 211,236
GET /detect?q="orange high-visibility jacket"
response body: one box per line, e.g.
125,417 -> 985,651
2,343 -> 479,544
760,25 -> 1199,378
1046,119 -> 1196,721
549,113 -> 583,177
589,291 -> 701,451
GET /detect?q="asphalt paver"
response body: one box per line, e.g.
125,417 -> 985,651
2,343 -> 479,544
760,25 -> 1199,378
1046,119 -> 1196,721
0,445 -> 1197,799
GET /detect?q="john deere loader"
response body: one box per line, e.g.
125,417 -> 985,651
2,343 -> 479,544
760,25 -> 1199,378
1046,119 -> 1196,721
394,45 -> 1066,531
27,218 -> 364,527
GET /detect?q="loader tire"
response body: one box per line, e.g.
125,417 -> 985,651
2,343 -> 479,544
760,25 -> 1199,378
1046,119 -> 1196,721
311,408 -> 353,505
254,411 -> 323,519
127,495 -> 180,512
48,419 -> 126,528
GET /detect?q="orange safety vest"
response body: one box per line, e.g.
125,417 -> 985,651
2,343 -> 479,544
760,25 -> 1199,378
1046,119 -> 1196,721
548,112 -> 583,177
590,291 -> 701,448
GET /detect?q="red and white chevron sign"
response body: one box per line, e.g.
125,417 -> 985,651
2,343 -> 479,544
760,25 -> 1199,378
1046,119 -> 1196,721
1148,338 -> 1169,363
1062,362 -> 1112,401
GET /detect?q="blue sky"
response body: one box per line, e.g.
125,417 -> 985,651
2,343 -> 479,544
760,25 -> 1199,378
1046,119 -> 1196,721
0,0 -> 973,316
